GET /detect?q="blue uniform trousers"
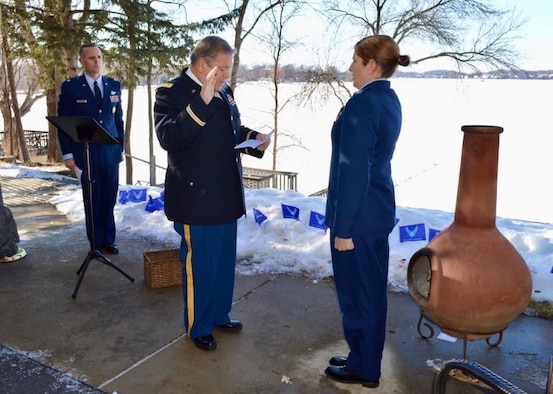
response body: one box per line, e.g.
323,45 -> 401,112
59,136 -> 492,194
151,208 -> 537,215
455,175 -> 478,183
81,163 -> 119,250
174,221 -> 237,339
330,232 -> 390,381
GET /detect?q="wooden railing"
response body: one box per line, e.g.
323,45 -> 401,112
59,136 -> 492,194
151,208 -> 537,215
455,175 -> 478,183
242,167 -> 297,191
309,188 -> 327,198
0,132 -> 300,193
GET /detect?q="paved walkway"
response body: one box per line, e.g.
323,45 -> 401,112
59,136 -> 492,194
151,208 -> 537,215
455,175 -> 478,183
0,174 -> 552,393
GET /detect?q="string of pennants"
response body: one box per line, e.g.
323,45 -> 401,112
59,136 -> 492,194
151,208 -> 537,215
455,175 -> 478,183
118,187 -> 164,213
254,204 -> 327,231
118,187 -> 442,242
255,205 -> 443,242
397,221 -> 441,243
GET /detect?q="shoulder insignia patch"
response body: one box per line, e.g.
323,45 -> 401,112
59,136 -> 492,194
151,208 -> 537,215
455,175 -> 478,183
157,82 -> 174,90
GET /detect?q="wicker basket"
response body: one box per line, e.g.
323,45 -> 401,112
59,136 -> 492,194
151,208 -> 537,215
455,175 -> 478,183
143,249 -> 182,289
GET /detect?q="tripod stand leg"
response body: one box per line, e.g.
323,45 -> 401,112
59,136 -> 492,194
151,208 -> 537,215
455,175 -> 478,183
76,259 -> 87,276
92,250 -> 135,283
72,250 -> 135,299
72,252 -> 94,299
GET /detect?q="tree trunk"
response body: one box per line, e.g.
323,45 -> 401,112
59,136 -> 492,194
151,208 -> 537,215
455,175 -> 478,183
45,0 -> 79,163
0,60 -> 14,155
147,70 -> 155,186
125,88 -> 134,185
230,0 -> 248,91
46,88 -> 62,162
2,31 -> 30,162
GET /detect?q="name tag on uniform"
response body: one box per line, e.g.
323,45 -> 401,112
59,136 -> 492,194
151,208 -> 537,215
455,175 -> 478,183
76,99 -> 87,103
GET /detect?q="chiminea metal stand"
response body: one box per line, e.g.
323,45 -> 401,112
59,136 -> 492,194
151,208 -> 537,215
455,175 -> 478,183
415,311 -> 504,359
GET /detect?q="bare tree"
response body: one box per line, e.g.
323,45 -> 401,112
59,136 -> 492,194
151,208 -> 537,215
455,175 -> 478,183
0,5 -> 30,162
323,0 -> 525,71
297,0 -> 526,106
17,0 -> 93,162
221,0 -> 290,91
256,0 -> 305,171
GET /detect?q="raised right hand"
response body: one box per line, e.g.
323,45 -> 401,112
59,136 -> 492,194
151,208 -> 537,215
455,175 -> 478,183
201,66 -> 219,104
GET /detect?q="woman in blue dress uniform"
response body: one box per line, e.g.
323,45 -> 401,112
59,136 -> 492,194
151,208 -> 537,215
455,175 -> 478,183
324,35 -> 410,388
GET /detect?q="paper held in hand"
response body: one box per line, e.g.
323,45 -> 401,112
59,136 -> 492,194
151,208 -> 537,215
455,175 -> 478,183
234,129 -> 274,150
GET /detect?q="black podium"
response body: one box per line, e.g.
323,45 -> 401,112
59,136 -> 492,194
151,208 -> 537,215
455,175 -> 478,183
46,116 -> 134,299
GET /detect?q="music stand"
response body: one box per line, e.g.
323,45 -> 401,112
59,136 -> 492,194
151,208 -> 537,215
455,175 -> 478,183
46,116 -> 134,299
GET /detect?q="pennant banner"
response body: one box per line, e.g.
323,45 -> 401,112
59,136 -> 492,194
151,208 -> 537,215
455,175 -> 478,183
118,190 -> 126,204
309,211 -> 327,230
428,228 -> 441,242
118,188 -> 147,204
253,208 -> 268,226
145,195 -> 164,212
399,223 -> 426,242
281,203 -> 300,220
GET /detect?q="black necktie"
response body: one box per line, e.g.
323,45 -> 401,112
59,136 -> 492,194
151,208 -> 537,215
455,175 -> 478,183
93,81 -> 102,107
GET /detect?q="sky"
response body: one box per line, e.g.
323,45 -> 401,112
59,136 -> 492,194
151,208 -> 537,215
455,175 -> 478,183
1,163 -> 551,305
183,0 -> 553,72
494,0 -> 553,70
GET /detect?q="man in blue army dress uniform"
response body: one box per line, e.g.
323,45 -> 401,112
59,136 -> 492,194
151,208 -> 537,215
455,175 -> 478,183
154,36 -> 271,351
57,43 -> 125,255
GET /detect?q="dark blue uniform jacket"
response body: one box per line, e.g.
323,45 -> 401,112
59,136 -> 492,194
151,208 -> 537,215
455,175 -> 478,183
325,80 -> 402,237
57,75 -> 124,168
154,68 -> 264,225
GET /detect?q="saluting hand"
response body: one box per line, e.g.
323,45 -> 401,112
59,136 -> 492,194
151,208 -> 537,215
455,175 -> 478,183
201,66 -> 219,105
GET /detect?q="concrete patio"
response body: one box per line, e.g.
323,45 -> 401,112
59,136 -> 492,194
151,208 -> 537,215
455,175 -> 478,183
0,175 -> 551,393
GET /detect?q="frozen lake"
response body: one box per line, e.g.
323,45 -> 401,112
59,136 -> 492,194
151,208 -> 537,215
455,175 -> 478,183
15,77 -> 553,224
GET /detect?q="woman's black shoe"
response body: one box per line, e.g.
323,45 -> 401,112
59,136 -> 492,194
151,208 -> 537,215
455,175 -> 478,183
325,365 -> 379,388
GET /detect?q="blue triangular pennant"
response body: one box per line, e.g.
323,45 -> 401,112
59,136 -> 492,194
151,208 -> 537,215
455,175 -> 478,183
428,228 -> 441,241
281,203 -> 300,220
399,223 -> 426,242
145,195 -> 164,212
309,211 -> 327,230
394,217 -> 400,227
118,190 -> 128,204
253,208 -> 268,226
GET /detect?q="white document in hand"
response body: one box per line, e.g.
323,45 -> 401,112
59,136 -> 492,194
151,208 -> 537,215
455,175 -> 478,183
234,129 -> 274,150
75,167 -> 82,184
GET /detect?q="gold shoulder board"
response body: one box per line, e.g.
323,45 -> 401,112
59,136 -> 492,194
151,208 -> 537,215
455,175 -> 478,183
157,82 -> 174,90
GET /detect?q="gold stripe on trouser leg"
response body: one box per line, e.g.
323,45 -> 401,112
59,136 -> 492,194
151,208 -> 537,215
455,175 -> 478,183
184,224 -> 195,337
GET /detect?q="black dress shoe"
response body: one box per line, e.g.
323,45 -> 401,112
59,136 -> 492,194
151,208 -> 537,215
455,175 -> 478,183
329,355 -> 348,366
325,365 -> 379,388
192,335 -> 217,351
102,244 -> 119,255
214,319 -> 243,333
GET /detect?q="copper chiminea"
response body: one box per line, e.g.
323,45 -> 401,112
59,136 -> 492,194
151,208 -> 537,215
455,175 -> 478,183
407,125 -> 532,357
